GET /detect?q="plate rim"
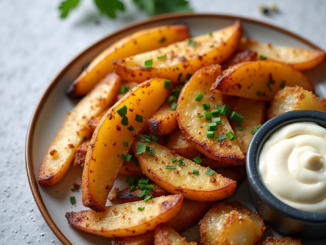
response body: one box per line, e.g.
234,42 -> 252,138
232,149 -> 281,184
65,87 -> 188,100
25,12 -> 324,245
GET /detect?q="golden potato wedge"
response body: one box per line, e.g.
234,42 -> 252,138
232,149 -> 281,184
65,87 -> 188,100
177,65 -> 245,165
268,86 -> 326,119
158,128 -> 199,160
222,50 -> 257,70
88,108 -> 110,131
238,37 -> 326,71
148,101 -> 178,135
82,78 -> 170,212
211,60 -> 314,101
154,224 -> 196,245
231,98 -> 266,154
214,166 -> 246,185
116,184 -> 170,204
112,231 -> 155,245
200,155 -> 235,168
132,138 -> 237,202
113,21 -> 241,83
67,25 -> 189,96
38,73 -> 121,185
117,82 -> 139,101
119,160 -> 144,177
66,194 -> 183,237
199,202 -> 265,245
261,237 -> 303,245
73,140 -> 90,167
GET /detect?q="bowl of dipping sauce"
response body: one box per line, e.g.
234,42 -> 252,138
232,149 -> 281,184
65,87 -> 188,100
247,110 -> 326,239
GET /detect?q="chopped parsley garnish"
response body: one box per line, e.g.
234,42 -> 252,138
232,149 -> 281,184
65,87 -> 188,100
185,74 -> 192,83
123,142 -> 128,147
197,114 -> 204,118
207,122 -> 218,131
117,105 -> 128,117
211,109 -> 220,116
266,81 -> 273,91
168,95 -> 177,103
148,151 -> 154,156
144,195 -> 153,202
207,131 -> 215,139
225,130 -> 236,141
257,91 -> 263,96
195,92 -> 204,101
237,126 -> 242,131
120,85 -> 129,94
216,135 -> 227,141
138,178 -> 149,186
126,176 -> 137,186
251,124 -> 262,135
136,143 -> 147,155
193,156 -> 203,164
126,154 -> 132,162
205,168 -> 215,176
165,80 -> 171,90
146,146 -> 153,151
166,165 -> 176,169
138,207 -> 145,211
144,138 -> 151,142
139,189 -> 149,197
135,114 -> 143,123
137,136 -> 144,142
120,154 -> 126,160
142,185 -> 154,190
151,135 -> 159,142
192,170 -> 199,175
229,111 -> 244,125
121,116 -> 129,126
171,158 -> 178,163
217,104 -> 231,116
163,135 -> 170,144
70,196 -> 76,205
212,117 -> 221,124
208,32 -> 213,37
130,185 -> 136,192
188,38 -> 196,47
132,156 -> 139,166
160,37 -> 166,43
157,54 -> 167,59
202,103 -> 211,110
171,103 -> 177,110
280,81 -> 286,89
259,55 -> 267,60
144,59 -> 153,69
204,112 -> 212,120
177,73 -> 182,81
83,136 -> 87,140
178,159 -> 185,166
127,126 -> 134,131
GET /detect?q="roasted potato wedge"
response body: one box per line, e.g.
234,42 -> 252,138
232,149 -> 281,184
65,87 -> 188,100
82,78 -> 170,212
177,65 -> 245,165
113,21 -> 241,83
200,155 -> 235,168
132,138 -> 237,201
67,25 -> 189,96
73,140 -> 90,167
88,108 -> 110,131
199,202 -> 265,245
112,231 -> 155,245
222,50 -> 257,70
268,86 -> 326,119
214,166 -> 246,185
66,195 -> 183,237
117,82 -> 139,101
38,73 -> 121,185
148,101 -> 178,135
154,224 -> 196,245
261,237 -> 303,245
238,37 -> 325,71
116,184 -> 170,204
231,98 -> 265,154
211,60 -> 314,101
158,128 -> 199,160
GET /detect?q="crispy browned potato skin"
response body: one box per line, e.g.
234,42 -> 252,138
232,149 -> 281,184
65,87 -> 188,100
67,25 -> 190,96
214,166 -> 246,185
112,231 -> 155,245
177,65 -> 245,164
116,184 -> 170,204
231,98 -> 266,154
221,50 -> 257,70
268,86 -> 326,119
148,102 -> 178,135
38,73 -> 121,185
66,195 -> 183,238
73,140 -> 90,167
113,21 -> 241,83
238,37 -> 326,71
154,224 -> 197,245
82,78 -> 170,212
200,155 -> 236,168
261,237 -> 303,245
211,60 -> 314,101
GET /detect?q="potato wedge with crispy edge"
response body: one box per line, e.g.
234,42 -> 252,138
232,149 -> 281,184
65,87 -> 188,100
38,73 -> 121,185
132,138 -> 237,201
116,184 -> 170,204
113,21 -> 241,83
261,237 -> 303,245
221,50 -> 257,70
112,199 -> 212,245
268,86 -> 326,119
88,108 -> 110,131
82,78 -> 170,212
117,82 -> 140,101
238,37 -> 326,71
67,25 -> 190,96
231,98 -> 266,154
211,60 -> 314,101
154,224 -> 196,245
199,202 -> 265,245
214,166 -> 246,185
177,65 -> 245,165
73,140 -> 91,167
158,128 -> 199,160
148,101 -> 178,135
66,194 -> 183,238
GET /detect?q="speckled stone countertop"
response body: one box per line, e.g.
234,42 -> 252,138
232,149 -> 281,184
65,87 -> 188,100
1,0 -> 326,244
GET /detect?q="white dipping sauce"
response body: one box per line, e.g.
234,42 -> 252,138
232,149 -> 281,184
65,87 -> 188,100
259,122 -> 326,212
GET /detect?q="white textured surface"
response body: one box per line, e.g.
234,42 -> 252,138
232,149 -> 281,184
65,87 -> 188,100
0,0 -> 325,244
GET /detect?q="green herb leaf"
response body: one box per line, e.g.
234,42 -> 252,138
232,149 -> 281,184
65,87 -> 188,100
70,196 -> 76,205
192,169 -> 199,175
130,185 -> 137,192
193,156 -> 203,164
165,80 -> 171,90
195,92 -> 204,101
138,178 -> 149,185
225,130 -> 236,141
144,59 -> 153,68
59,0 -> 80,18
83,136 -> 87,140
216,135 -> 227,141
251,124 -> 262,135
138,207 -> 145,211
120,154 -> 126,160
207,131 -> 215,139
120,85 -> 129,94
144,195 -> 153,202
280,81 -> 286,89
166,165 -> 176,169
121,116 -> 129,126
205,168 -> 215,176
257,91 -> 263,96
204,112 -> 212,120
148,151 -> 154,156
168,95 -> 177,103
135,114 -> 143,123
139,189 -> 149,197
158,54 -> 167,59
178,159 -> 185,166
127,126 -> 134,131
188,38 -> 196,47
126,154 -> 132,162
171,103 -> 177,110
132,156 -> 140,166
151,135 -> 159,142
136,143 -> 147,155
207,122 -> 217,131
163,135 -> 170,144
117,105 -> 128,117
171,158 -> 178,163
126,176 -> 137,186
94,0 -> 125,19
202,103 -> 210,110
259,54 -> 267,60
123,142 -> 128,147
197,114 -> 204,118
229,111 -> 244,125
212,117 -> 221,124
177,73 -> 182,81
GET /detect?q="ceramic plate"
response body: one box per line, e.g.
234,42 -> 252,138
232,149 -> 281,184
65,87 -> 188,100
25,13 -> 326,245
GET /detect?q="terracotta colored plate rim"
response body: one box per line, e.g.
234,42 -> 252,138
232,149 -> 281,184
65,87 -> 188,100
25,12 -> 323,245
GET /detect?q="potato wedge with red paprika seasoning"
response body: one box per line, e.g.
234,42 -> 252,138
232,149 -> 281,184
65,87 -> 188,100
66,195 -> 183,238
261,237 -> 303,245
154,224 -> 196,245
231,98 -> 266,154
38,73 -> 121,185
132,138 -> 237,202
67,25 -> 189,96
82,78 -> 170,212
148,101 -> 178,135
113,21 -> 241,83
268,86 -> 326,119
211,60 -> 314,101
238,37 -> 325,71
199,202 -> 265,245
177,65 -> 245,165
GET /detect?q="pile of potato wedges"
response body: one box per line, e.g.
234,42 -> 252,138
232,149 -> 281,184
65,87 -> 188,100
38,21 -> 325,244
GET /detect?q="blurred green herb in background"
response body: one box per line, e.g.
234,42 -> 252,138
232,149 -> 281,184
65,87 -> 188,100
59,0 -> 192,19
